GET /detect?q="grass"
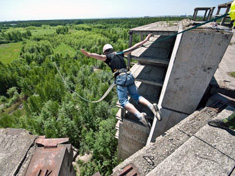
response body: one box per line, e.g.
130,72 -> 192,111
228,72 -> 235,78
229,42 -> 235,46
0,42 -> 22,64
30,27 -> 56,36
0,40 -> 75,65
54,43 -> 77,57
5,26 -> 56,36
6,27 -> 26,33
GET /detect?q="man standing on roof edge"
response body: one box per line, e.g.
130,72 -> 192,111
81,33 -> 161,128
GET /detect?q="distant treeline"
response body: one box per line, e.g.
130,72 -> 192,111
0,16 -> 188,29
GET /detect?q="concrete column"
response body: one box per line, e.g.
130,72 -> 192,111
192,9 -> 198,21
208,7 -> 215,20
203,10 -> 208,21
127,31 -> 133,69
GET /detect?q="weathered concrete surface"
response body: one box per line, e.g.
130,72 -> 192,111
195,106 -> 235,160
0,128 -> 37,176
160,29 -> 233,114
113,107 -> 218,176
130,21 -> 179,36
151,107 -> 188,141
132,35 -> 175,62
147,136 -> 235,176
117,118 -> 150,160
211,32 -> 235,98
147,106 -> 235,176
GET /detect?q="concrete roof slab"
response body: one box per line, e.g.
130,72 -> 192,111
147,136 -> 235,176
195,106 -> 235,160
0,128 -> 37,176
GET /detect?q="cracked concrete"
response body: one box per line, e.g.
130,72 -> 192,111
147,106 -> 235,176
113,107 -> 219,176
0,128 -> 37,176
113,103 -> 235,176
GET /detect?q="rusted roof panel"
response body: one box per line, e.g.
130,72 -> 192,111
25,136 -> 74,176
36,136 -> 69,147
25,145 -> 66,176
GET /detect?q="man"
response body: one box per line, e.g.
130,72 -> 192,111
81,33 -> 161,128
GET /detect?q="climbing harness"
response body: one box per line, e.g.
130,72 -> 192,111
113,68 -> 128,77
55,13 -> 231,104
54,62 -> 116,103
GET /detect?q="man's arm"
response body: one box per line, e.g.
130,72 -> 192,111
123,33 -> 152,56
81,49 -> 107,61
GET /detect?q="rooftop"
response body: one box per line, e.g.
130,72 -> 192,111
0,129 -> 75,176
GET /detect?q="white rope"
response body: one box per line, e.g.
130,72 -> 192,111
54,62 -> 116,103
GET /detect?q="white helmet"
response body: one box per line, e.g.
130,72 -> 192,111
103,44 -> 113,53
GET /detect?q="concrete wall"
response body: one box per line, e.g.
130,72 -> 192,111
159,29 -> 232,114
117,22 -> 233,160
152,108 -> 188,141
118,118 -> 150,160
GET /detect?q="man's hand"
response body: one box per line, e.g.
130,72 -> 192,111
81,49 -> 90,57
145,33 -> 152,41
122,33 -> 153,56
80,49 -> 106,61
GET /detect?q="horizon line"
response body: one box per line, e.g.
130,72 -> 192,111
0,15 -> 192,23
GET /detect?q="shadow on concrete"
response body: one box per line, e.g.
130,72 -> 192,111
208,124 -> 235,136
225,128 -> 235,136
210,76 -> 235,99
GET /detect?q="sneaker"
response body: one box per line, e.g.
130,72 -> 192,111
139,113 -> 151,128
152,103 -> 162,121
208,120 -> 230,130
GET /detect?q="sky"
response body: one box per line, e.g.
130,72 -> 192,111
0,0 -> 231,22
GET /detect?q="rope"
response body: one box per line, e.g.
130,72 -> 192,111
53,62 -> 116,103
116,13 -> 229,55
54,13 -> 229,103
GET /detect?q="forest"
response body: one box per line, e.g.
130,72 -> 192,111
0,16 -> 186,175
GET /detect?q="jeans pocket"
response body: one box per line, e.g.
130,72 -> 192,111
116,73 -> 134,86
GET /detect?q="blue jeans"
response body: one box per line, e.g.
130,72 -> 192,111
116,73 -> 142,107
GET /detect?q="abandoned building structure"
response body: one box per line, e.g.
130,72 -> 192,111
0,1 -> 234,176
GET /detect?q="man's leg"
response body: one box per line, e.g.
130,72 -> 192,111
127,84 -> 162,121
139,97 -> 162,121
117,85 -> 150,127
127,84 -> 161,121
124,102 -> 139,114
127,84 -> 152,109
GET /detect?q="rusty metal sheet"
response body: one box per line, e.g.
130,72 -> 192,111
25,146 -> 66,176
36,136 -> 69,147
119,164 -> 140,176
